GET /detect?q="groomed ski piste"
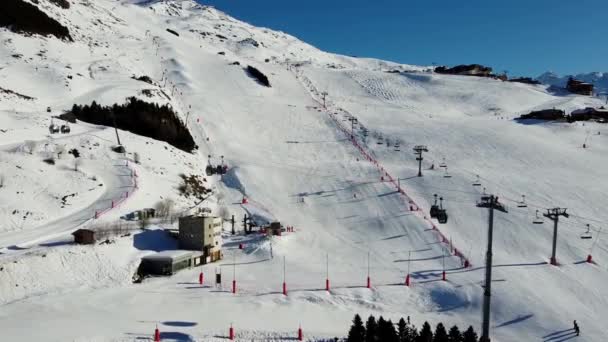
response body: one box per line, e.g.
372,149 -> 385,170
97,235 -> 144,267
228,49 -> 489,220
0,0 -> 607,340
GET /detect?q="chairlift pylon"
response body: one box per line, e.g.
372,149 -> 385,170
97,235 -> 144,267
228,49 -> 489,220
581,224 -> 593,240
533,210 -> 544,224
517,195 -> 528,208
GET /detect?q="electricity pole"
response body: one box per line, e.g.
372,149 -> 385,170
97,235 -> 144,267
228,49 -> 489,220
544,208 -> 569,266
321,91 -> 328,108
477,195 -> 507,342
413,145 -> 429,177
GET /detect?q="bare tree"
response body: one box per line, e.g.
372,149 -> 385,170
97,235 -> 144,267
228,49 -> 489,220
155,198 -> 175,219
24,140 -> 37,154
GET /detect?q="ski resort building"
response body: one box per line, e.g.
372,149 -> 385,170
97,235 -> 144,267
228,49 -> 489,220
567,77 -> 594,95
139,250 -> 204,276
178,215 -> 223,263
434,64 -> 493,77
72,229 -> 96,244
570,107 -> 608,121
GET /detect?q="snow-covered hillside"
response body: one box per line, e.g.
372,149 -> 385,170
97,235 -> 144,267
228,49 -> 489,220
1,0 -> 607,341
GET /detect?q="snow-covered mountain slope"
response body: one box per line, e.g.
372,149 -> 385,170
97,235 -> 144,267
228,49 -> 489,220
1,0 -> 607,341
538,71 -> 608,95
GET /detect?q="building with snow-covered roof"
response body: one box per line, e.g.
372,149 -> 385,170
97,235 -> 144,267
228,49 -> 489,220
138,250 -> 203,276
570,107 -> 608,121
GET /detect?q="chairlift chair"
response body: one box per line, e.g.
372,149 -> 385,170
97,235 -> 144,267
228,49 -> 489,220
439,158 -> 447,168
517,195 -> 527,208
581,224 -> 593,239
472,175 -> 481,186
377,136 -> 384,145
443,167 -> 452,178
533,210 -> 544,224
430,194 -> 439,218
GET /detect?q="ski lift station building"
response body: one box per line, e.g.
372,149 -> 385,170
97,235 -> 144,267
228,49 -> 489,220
178,215 -> 223,263
139,250 -> 204,276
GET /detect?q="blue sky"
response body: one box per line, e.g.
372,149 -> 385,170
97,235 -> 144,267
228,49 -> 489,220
198,0 -> 607,76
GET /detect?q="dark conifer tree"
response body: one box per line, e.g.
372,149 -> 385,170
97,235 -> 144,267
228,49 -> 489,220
408,324 -> 419,342
433,323 -> 449,342
347,314 -> 366,342
462,326 -> 478,342
365,315 -> 378,342
398,318 -> 408,342
447,325 -> 462,342
385,320 -> 399,342
417,321 -> 433,342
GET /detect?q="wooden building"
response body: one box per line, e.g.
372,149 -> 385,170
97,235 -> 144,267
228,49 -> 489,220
519,109 -> 566,121
570,107 -> 608,121
435,64 -> 493,77
567,78 -> 594,96
72,229 -> 95,244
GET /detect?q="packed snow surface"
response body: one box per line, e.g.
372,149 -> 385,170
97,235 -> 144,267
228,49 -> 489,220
0,0 -> 607,341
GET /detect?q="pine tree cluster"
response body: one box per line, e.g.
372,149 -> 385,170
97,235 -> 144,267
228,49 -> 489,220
70,97 -> 197,152
347,314 -> 478,342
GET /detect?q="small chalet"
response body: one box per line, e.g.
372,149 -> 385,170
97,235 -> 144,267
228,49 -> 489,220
72,229 -> 96,244
567,78 -> 593,96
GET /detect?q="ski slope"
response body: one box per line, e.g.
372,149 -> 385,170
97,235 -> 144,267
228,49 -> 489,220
0,0 -> 607,341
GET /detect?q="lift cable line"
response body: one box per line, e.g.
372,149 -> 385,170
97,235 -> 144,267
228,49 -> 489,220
477,195 -> 507,342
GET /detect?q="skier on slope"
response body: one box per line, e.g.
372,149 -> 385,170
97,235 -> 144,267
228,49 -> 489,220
573,320 -> 580,336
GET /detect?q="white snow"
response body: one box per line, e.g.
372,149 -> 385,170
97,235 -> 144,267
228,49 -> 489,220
0,0 -> 607,341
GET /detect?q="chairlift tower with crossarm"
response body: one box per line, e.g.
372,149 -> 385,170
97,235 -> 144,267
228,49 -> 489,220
413,145 -> 429,177
477,195 -> 508,342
